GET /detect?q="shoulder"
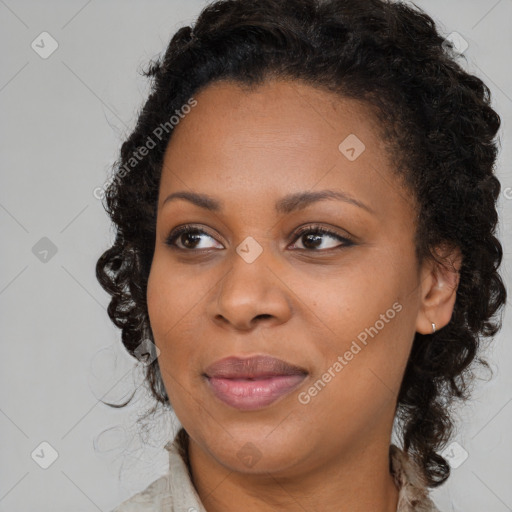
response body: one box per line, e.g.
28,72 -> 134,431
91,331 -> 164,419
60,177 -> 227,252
110,473 -> 173,512
110,428 -> 205,512
390,444 -> 442,512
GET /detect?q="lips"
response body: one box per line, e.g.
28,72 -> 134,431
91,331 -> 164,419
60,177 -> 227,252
204,355 -> 308,410
204,355 -> 308,379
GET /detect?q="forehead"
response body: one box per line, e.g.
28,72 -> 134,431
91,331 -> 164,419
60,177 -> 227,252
164,79 -> 387,160
157,79 -> 409,217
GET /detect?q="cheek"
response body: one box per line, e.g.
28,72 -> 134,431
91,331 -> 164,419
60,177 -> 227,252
295,260 -> 403,337
298,302 -> 415,439
146,268 -> 193,408
146,258 -> 215,387
298,250 -> 418,388
146,255 -> 208,341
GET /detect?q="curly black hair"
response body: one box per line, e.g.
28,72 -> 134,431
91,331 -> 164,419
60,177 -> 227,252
95,0 -> 507,488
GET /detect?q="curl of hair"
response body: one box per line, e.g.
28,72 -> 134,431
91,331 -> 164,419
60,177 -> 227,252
96,0 -> 507,487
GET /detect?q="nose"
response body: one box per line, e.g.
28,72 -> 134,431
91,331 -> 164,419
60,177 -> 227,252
208,250 -> 293,331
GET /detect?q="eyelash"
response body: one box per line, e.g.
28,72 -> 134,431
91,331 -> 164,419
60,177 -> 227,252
164,223 -> 355,253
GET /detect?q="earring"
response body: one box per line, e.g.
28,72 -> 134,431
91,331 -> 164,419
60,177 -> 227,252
431,322 -> 436,334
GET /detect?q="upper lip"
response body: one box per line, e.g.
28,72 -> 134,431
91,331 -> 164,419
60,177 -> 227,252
204,355 -> 308,379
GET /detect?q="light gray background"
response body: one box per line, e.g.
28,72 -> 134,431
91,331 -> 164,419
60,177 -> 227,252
1,1 -> 511,511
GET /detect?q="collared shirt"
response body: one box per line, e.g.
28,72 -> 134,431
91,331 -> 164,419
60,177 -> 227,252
111,428 -> 441,511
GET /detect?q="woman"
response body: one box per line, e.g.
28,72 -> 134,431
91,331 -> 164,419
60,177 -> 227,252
96,0 -> 507,510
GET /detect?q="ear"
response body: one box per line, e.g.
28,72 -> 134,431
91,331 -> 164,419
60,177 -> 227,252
415,243 -> 462,335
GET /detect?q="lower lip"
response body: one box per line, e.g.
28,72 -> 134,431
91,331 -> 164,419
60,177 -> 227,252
206,374 -> 307,410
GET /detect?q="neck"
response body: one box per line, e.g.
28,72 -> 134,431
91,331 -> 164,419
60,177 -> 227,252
185,433 -> 399,512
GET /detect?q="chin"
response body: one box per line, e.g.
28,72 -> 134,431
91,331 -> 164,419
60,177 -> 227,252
202,425 -> 307,474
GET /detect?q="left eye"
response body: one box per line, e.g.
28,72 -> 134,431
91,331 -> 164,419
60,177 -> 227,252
289,226 -> 354,251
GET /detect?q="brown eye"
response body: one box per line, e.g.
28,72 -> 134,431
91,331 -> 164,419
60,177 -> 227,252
165,225 -> 223,251
289,225 -> 354,251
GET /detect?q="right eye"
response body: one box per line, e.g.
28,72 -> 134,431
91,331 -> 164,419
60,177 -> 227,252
165,225 -> 224,251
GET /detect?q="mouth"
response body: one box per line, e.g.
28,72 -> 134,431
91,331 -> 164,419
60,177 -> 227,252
203,355 -> 308,411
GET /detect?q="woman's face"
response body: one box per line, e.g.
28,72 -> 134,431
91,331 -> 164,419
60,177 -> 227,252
147,79 -> 438,475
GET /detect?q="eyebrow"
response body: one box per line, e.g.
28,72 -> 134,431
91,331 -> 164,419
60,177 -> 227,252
162,189 -> 374,215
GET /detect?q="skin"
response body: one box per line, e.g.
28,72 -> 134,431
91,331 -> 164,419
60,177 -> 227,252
146,79 -> 461,512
